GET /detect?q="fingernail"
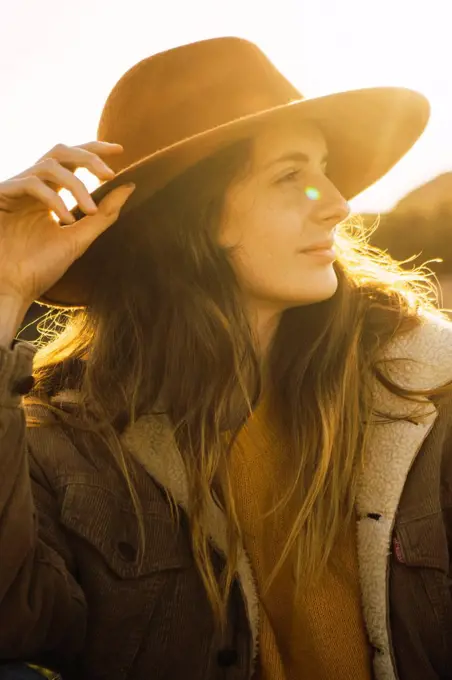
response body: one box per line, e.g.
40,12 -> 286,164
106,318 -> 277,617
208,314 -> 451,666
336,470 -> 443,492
120,183 -> 136,196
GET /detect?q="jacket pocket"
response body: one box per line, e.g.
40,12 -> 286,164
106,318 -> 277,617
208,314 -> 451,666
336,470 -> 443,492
60,481 -> 192,579
392,514 -> 452,676
395,513 -> 451,618
395,513 -> 449,573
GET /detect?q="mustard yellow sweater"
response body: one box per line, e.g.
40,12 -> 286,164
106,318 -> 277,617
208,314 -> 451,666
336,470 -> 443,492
228,403 -> 374,680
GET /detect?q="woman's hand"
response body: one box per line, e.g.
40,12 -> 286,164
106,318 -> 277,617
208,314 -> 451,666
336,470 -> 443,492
0,141 -> 135,310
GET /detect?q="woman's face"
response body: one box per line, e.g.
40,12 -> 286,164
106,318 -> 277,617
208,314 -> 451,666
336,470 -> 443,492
219,119 -> 350,316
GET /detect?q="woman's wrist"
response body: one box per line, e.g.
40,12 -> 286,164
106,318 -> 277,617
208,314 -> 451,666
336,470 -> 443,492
0,293 -> 29,347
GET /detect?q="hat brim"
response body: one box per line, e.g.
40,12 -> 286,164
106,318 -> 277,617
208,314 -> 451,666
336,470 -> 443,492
41,86 -> 430,307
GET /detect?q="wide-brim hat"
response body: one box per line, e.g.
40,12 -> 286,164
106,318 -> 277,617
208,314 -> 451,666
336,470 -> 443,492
42,36 -> 430,307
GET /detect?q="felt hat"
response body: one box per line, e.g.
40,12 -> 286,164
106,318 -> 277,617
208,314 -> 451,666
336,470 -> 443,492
42,36 -> 430,306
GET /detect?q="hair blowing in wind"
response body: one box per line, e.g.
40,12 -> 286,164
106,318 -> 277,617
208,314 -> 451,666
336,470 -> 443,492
29,139 -> 452,630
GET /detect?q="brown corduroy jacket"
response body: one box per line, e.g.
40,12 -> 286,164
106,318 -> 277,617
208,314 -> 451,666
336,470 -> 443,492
1,313 -> 452,680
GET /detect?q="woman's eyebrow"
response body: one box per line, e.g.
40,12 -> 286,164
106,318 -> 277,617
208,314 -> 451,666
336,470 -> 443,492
263,151 -> 328,169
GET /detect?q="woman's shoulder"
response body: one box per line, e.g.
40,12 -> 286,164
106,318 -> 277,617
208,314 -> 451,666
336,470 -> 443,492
380,310 -> 452,392
25,391 -> 115,493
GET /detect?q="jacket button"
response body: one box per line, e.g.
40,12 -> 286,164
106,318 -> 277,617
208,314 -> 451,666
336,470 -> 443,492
367,512 -> 382,521
117,541 -> 137,562
217,648 -> 238,667
12,375 -> 35,396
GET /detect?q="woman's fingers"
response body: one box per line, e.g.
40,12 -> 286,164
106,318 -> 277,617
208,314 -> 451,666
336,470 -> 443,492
37,141 -> 124,182
0,176 -> 76,224
8,142 -> 128,222
68,183 -> 136,255
76,141 -> 124,156
33,158 -> 99,215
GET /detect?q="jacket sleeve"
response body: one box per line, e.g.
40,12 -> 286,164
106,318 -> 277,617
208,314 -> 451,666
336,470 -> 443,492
0,341 -> 86,661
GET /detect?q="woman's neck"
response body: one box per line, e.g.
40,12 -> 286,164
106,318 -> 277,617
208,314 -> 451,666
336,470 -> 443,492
249,303 -> 283,358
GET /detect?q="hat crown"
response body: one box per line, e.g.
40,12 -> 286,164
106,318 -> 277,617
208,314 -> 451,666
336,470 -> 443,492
97,37 -> 303,172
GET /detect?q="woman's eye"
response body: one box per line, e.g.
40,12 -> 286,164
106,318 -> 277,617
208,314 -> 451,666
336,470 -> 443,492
277,170 -> 301,183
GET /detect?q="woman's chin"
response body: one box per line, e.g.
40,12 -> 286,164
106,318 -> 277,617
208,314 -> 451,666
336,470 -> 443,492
289,270 -> 339,306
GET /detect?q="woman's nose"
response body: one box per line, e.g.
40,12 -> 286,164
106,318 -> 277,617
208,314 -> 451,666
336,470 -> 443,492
327,199 -> 350,227
316,189 -> 351,228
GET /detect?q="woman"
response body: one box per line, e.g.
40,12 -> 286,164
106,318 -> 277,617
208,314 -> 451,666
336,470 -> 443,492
0,36 -> 452,680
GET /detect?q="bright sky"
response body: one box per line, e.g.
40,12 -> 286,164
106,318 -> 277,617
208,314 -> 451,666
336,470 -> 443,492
2,0 -> 451,214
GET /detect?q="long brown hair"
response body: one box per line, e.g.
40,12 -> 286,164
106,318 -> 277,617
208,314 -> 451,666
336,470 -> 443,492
29,136 -> 452,628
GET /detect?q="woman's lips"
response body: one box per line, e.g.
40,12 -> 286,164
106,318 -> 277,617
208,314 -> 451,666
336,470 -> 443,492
300,247 -> 337,261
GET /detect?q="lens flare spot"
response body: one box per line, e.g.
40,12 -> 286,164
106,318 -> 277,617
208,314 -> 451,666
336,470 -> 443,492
305,186 -> 321,201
